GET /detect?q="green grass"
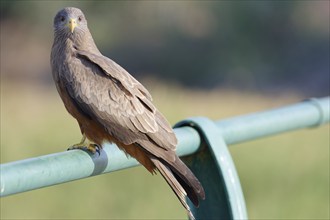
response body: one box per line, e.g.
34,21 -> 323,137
1,80 -> 329,219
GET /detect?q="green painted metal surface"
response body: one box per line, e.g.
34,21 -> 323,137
217,97 -> 329,145
1,97 -> 329,219
0,127 -> 201,197
175,117 -> 248,219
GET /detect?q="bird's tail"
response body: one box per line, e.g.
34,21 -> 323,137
150,156 -> 205,220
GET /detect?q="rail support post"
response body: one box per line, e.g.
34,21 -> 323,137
175,117 -> 248,220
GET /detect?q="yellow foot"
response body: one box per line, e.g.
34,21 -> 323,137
68,143 -> 101,154
67,135 -> 101,155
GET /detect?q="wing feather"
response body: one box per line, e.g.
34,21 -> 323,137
77,50 -> 152,101
64,50 -> 177,152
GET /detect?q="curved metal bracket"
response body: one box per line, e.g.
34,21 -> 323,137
175,117 -> 248,220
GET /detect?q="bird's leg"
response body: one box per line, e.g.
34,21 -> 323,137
68,134 -> 101,155
78,134 -> 87,145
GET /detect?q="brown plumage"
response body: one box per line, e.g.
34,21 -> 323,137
50,7 -> 205,219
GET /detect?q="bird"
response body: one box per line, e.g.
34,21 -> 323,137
50,7 -> 205,219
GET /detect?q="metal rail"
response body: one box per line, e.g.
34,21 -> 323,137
1,97 -> 329,217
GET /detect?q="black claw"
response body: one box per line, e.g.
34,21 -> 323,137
91,144 -> 101,155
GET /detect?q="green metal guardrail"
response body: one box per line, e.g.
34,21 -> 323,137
1,97 -> 329,219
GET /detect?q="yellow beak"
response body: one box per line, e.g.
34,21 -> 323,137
67,18 -> 77,33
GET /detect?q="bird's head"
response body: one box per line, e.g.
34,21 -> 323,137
52,7 -> 100,54
53,7 -> 88,37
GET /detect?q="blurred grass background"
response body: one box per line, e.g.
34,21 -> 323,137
1,1 -> 329,219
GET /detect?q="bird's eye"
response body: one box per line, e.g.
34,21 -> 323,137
78,16 -> 82,22
60,16 -> 65,22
